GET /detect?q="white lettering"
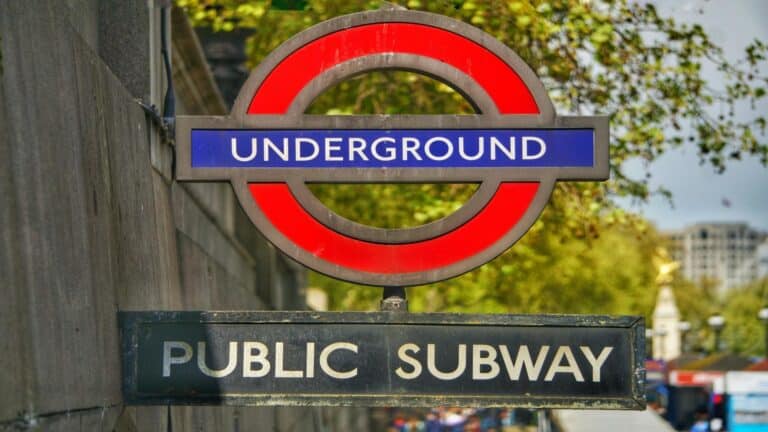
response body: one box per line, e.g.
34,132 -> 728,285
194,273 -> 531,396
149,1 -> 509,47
424,137 -> 453,161
498,345 -> 550,381
162,341 -> 192,377
295,138 -> 320,161
522,136 -> 546,160
348,137 -> 369,161
197,341 -> 238,378
427,344 -> 466,380
580,346 -> 613,382
320,342 -> 358,379
324,137 -> 344,162
458,137 -> 484,161
275,342 -> 303,378
306,342 -> 316,378
372,137 -> 397,161
395,343 -> 422,380
490,137 -> 516,160
544,346 -> 584,382
264,137 -> 289,161
472,344 -> 500,380
231,137 -> 257,162
243,341 -> 270,378
402,137 -> 423,161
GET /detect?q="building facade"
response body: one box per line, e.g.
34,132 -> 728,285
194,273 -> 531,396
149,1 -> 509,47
757,240 -> 768,279
668,223 -> 767,293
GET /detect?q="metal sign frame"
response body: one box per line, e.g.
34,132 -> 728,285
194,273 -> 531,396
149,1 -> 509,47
174,9 -> 610,287
121,311 -> 645,409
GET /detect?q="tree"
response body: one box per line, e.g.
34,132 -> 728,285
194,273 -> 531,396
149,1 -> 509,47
669,276 -> 720,354
666,277 -> 768,356
315,200 -> 660,315
721,278 -> 768,356
177,0 -> 768,316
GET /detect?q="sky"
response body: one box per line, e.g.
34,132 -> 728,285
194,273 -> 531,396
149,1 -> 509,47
618,0 -> 768,232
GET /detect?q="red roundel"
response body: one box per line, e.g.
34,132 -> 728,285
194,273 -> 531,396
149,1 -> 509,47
175,10 -> 608,287
249,182 -> 538,274
245,20 -> 541,281
247,23 -> 539,115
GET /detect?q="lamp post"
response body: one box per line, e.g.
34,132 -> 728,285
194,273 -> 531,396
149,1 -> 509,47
678,321 -> 691,354
708,314 -> 725,354
758,307 -> 768,357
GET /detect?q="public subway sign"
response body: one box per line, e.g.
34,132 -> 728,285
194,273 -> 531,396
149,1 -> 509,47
121,312 -> 645,408
175,9 -> 609,287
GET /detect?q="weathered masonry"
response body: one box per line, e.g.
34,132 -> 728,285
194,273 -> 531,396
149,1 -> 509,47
0,1 -> 366,430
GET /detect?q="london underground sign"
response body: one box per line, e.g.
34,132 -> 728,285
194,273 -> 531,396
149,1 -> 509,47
175,9 -> 609,287
131,9 -> 645,409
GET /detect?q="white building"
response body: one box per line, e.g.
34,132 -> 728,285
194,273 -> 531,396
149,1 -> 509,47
667,223 -> 766,294
757,240 -> 768,279
652,285 -> 682,361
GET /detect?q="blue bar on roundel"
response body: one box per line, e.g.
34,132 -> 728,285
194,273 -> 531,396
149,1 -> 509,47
191,129 -> 595,168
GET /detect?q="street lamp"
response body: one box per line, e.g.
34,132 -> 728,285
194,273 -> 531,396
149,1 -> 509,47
708,314 -> 726,354
757,307 -> 768,357
678,321 -> 691,354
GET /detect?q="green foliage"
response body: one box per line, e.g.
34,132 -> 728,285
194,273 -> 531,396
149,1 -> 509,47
721,278 -> 768,356
177,1 -> 768,321
668,278 -> 768,356
271,0 -> 308,10
311,195 -> 661,317
309,182 -> 478,229
669,277 -> 720,353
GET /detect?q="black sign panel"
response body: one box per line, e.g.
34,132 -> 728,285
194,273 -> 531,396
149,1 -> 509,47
120,311 -> 645,409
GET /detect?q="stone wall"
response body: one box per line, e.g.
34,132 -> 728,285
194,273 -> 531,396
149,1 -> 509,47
0,1 -> 367,430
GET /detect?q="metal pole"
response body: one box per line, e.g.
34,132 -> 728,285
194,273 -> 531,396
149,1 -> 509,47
765,320 -> 768,358
714,328 -> 722,354
380,287 -> 408,312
